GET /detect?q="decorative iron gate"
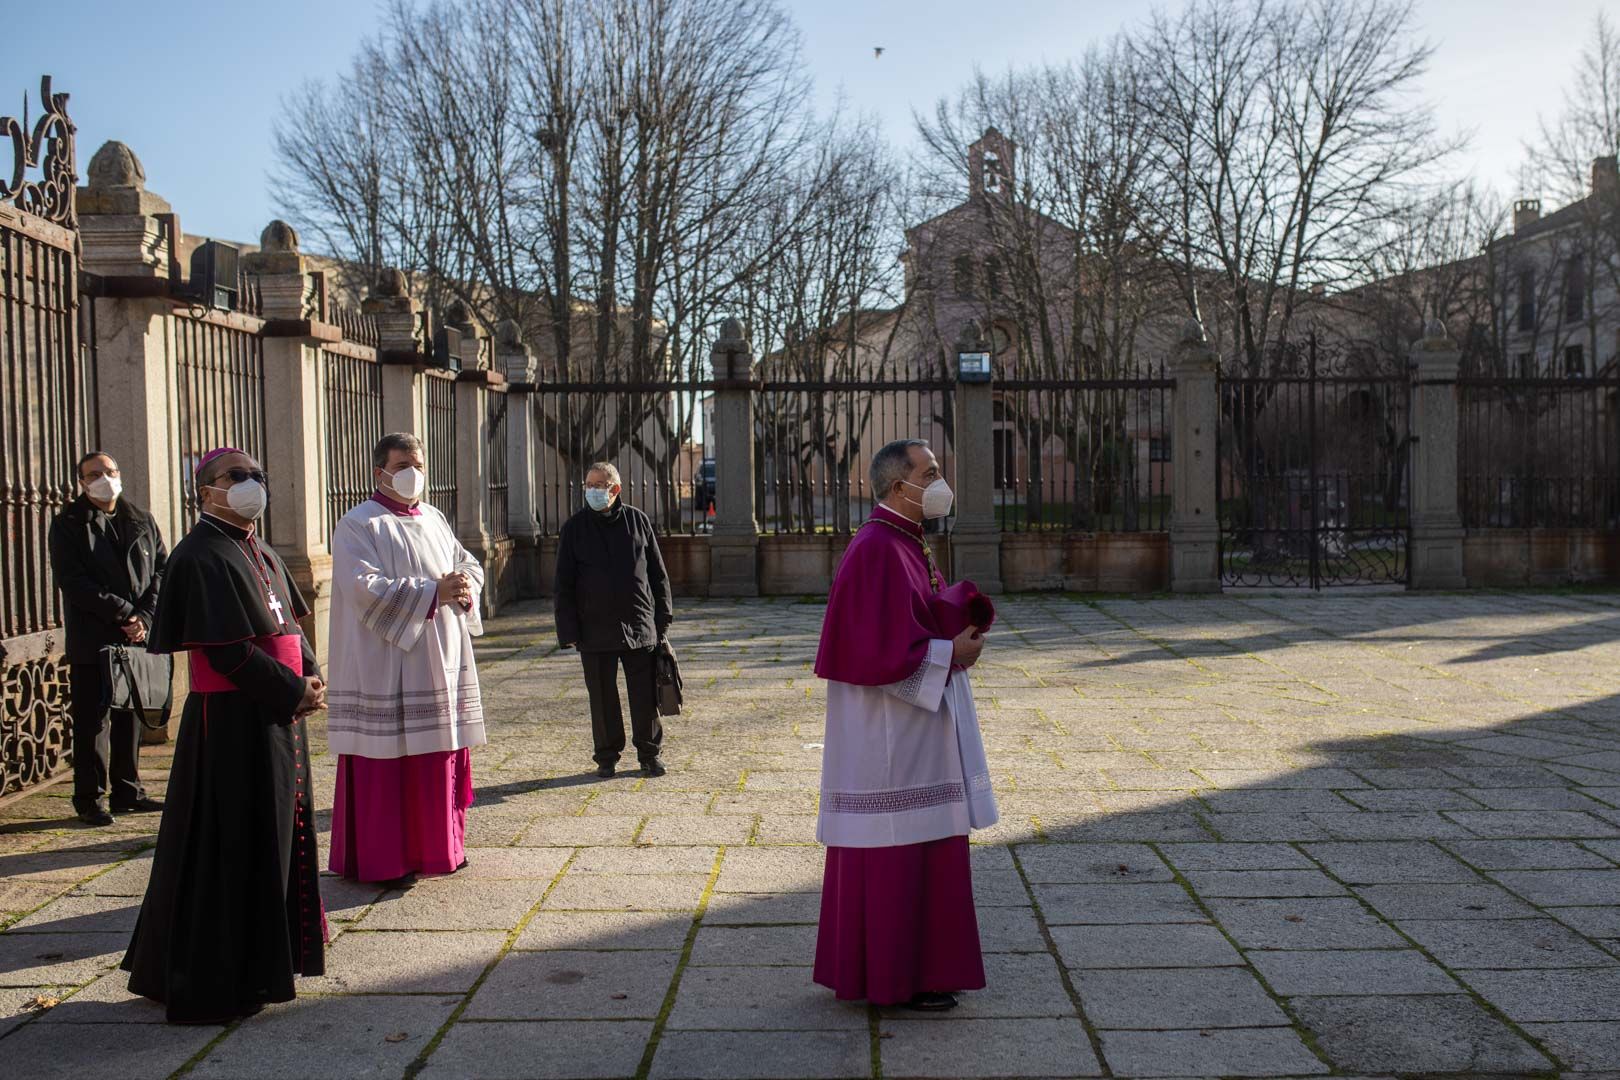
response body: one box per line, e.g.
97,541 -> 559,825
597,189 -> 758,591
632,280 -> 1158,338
1217,336 -> 1411,589
1,78 -> 94,795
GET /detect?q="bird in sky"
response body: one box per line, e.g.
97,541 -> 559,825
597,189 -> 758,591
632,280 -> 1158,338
873,47 -> 885,59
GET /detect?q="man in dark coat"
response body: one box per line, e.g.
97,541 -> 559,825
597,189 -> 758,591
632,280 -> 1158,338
121,447 -> 327,1023
554,461 -> 673,778
47,451 -> 168,826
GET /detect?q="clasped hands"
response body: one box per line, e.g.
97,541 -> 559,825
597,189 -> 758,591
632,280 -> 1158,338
119,617 -> 147,645
437,571 -> 474,611
297,676 -> 327,717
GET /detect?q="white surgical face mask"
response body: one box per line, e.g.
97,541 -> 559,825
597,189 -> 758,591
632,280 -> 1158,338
389,465 -> 426,501
208,478 -> 268,521
902,477 -> 955,519
85,475 -> 122,503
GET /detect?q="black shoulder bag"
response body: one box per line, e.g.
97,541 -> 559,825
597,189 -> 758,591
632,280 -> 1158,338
104,645 -> 175,732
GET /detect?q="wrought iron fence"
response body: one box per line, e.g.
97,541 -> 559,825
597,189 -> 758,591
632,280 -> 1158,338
1458,375 -> 1620,529
1218,338 -> 1411,588
994,368 -> 1174,533
531,380 -> 708,535
2,75 -> 88,795
321,346 -> 384,536
172,309 -> 270,531
327,301 -> 379,349
485,387 -> 510,540
1,215 -> 92,642
752,377 -> 956,535
424,371 -> 458,522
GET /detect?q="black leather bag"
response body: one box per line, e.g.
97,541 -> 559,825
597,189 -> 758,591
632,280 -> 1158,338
654,640 -> 684,717
103,644 -> 174,731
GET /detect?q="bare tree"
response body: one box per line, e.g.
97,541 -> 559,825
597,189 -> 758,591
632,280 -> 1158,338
1133,0 -> 1452,374
915,44 -> 1172,528
274,0 -> 834,526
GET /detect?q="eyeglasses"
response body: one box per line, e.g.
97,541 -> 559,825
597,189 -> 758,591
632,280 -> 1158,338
584,482 -> 615,490
211,468 -> 268,485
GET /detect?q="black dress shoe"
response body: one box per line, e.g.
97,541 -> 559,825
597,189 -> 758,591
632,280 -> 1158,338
595,763 -> 616,779
111,797 -> 164,814
641,758 -> 666,778
77,808 -> 115,827
904,992 -> 958,1011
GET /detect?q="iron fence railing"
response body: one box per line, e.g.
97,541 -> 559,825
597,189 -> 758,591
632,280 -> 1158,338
423,371 -> 458,523
531,380 -> 709,535
1217,338 -> 1411,589
993,368 -> 1174,533
752,378 -> 956,536
321,346 -> 384,537
1458,375 -> 1620,529
172,309 -> 269,532
1,215 -> 91,642
485,387 -> 510,540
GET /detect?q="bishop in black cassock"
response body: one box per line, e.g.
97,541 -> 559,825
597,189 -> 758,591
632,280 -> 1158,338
122,448 -> 327,1023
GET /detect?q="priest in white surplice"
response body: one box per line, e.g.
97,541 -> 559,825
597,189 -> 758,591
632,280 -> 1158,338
326,433 -> 487,882
812,439 -> 999,1012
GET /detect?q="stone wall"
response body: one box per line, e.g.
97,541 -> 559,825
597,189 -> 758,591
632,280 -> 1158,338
1464,529 -> 1620,587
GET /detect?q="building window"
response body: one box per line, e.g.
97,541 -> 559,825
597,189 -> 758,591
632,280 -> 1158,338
1517,268 -> 1536,332
953,254 -> 975,298
1516,352 -> 1536,378
1566,257 -> 1585,321
1565,344 -> 1585,377
1149,436 -> 1172,462
985,257 -> 1002,300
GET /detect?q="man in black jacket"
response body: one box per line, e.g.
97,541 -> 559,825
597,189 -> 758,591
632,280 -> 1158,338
554,462 -> 673,778
47,451 -> 168,826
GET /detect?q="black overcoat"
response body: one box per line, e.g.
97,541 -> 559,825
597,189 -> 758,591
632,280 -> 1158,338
554,501 -> 673,652
47,494 -> 167,664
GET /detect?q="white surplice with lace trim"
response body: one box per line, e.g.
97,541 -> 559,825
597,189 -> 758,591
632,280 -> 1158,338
325,499 -> 487,759
816,638 -> 999,848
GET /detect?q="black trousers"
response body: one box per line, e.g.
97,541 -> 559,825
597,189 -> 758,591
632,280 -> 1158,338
68,662 -> 146,813
580,647 -> 663,766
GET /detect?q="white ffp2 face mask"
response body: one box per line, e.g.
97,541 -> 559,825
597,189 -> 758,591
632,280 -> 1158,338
903,477 -> 955,519
388,466 -> 427,501
85,475 -> 122,503
207,478 -> 268,521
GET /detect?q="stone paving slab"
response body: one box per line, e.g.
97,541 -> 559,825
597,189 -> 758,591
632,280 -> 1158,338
9,593 -> 1620,1077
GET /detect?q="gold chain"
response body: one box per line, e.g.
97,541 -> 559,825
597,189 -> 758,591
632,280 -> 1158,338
866,516 -> 941,592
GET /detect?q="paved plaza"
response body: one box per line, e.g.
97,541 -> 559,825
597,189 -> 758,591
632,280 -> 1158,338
7,592 -> 1620,1078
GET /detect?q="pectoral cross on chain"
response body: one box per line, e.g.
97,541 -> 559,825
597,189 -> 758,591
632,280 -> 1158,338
267,590 -> 286,627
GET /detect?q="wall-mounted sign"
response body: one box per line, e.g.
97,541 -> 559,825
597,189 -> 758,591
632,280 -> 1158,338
957,351 -> 992,383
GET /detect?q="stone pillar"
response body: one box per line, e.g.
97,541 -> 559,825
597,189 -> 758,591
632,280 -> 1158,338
444,300 -> 484,372
77,142 -> 183,548
77,142 -> 185,742
454,361 -> 497,614
1408,318 -> 1467,589
497,320 -> 541,595
708,318 -> 760,597
365,270 -> 424,437
243,221 -> 333,658
951,321 -> 1002,591
77,141 -> 175,287
1168,319 -> 1221,593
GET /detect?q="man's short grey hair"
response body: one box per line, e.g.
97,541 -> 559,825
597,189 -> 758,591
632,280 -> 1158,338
586,461 -> 621,487
870,439 -> 929,499
373,432 -> 425,470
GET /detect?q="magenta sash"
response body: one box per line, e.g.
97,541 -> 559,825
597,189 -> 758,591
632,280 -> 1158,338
188,634 -> 303,692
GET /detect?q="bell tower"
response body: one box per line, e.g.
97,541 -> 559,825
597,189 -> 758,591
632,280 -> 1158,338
967,127 -> 1014,199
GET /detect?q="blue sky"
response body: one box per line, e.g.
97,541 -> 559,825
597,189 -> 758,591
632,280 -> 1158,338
1,0 -> 1607,244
